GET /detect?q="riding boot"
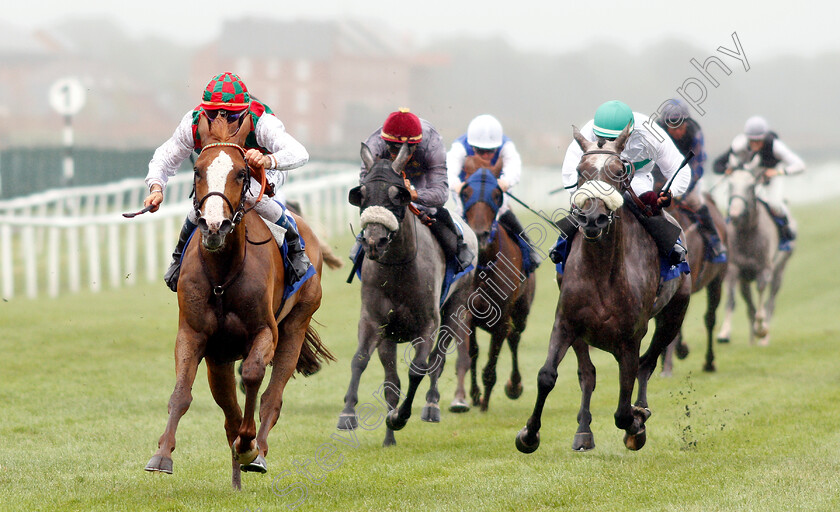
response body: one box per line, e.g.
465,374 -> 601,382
696,205 -> 727,258
498,210 -> 541,273
775,213 -> 796,243
430,208 -> 474,272
549,215 -> 578,264
164,217 -> 198,292
275,213 -> 312,284
627,204 -> 686,266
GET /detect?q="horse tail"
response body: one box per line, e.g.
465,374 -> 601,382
319,239 -> 344,269
296,325 -> 336,376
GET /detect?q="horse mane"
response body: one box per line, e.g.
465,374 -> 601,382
208,117 -> 234,142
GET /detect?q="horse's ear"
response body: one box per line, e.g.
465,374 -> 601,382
349,185 -> 365,207
392,143 -> 411,175
388,185 -> 411,206
232,113 -> 253,146
613,123 -> 632,152
573,125 -> 592,152
197,113 -> 211,147
360,143 -> 375,171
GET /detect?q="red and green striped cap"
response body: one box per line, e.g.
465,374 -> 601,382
200,72 -> 251,111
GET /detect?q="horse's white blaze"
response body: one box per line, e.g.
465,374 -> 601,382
360,205 -> 399,232
573,180 -> 624,211
203,151 -> 234,227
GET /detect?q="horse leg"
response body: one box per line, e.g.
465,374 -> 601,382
704,274 -> 725,371
759,253 -> 792,346
505,300 -> 529,400
437,303 -> 473,414
145,330 -> 206,474
571,339 -> 596,451
206,360 -> 245,489
739,278 -> 757,345
515,304 -> 572,454
615,347 -> 643,450
422,331 -> 449,423
233,327 -> 275,467
480,326 -> 508,412
717,269 -> 737,344
386,328 -> 434,432
377,341 -> 400,447
338,319 -> 380,431
468,330 -> 481,408
660,334 -> 678,378
253,312 -> 316,474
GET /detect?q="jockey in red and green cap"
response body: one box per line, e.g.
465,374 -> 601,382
143,72 -> 313,292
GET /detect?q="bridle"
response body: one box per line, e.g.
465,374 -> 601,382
193,142 -> 265,230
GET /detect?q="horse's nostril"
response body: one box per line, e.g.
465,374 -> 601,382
596,214 -> 610,228
219,219 -> 233,235
197,218 -> 208,231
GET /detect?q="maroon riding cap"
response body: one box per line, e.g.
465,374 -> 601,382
381,108 -> 423,144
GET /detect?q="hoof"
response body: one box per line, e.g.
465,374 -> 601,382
515,428 -> 540,454
504,380 -> 523,400
241,454 -> 267,473
385,409 -> 408,431
676,343 -> 690,360
232,439 -> 259,466
624,428 -> 647,451
144,454 -> 173,474
571,432 -> 595,451
421,403 -> 441,423
703,362 -> 716,372
337,413 -> 358,430
449,398 -> 470,413
717,336 -> 730,344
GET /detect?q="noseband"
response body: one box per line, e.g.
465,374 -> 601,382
193,142 -> 252,228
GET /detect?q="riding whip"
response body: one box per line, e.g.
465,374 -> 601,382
122,205 -> 155,218
504,190 -> 559,228
661,150 -> 695,194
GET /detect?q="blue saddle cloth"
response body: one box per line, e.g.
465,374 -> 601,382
280,214 -> 316,300
550,234 -> 690,283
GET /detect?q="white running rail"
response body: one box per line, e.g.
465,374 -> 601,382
0,164 -> 359,299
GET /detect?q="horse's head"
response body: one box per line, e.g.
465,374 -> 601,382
727,154 -> 764,222
460,168 -> 503,249
569,124 -> 631,239
192,113 -> 254,251
349,142 -> 413,260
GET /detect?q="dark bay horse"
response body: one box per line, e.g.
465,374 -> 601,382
458,163 -> 536,412
337,143 -> 477,446
145,115 -> 334,489
515,125 -> 691,453
716,163 -> 794,346
660,193 -> 729,374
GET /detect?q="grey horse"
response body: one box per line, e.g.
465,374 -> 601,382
716,163 -> 795,346
337,143 -> 478,446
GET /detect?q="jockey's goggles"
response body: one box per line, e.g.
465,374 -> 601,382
471,146 -> 496,156
204,109 -> 247,123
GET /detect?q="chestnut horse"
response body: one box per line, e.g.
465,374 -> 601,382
144,115 -> 334,489
660,193 -> 729,374
458,162 -> 536,412
515,125 -> 691,453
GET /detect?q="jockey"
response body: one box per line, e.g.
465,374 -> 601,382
143,72 -> 311,292
556,100 -> 692,265
713,115 -> 805,243
655,98 -> 726,259
358,108 -> 474,272
447,114 -> 539,273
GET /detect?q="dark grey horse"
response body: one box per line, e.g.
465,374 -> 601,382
337,143 -> 478,446
516,126 -> 691,453
717,164 -> 795,346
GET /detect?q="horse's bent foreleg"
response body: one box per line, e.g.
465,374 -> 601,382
338,319 -> 380,431
516,304 -> 571,454
234,326 -> 276,466
145,330 -> 206,474
386,328 -> 435,432
571,339 -> 596,451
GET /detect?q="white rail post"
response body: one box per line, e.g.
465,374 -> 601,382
1,224 -> 13,299
48,227 -> 60,297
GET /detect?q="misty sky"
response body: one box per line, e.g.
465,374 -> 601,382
6,0 -> 837,59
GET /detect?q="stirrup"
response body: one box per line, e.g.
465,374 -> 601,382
455,244 -> 474,272
669,242 -> 687,266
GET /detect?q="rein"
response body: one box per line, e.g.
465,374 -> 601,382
193,142 -> 264,230
197,228 -> 249,320
399,170 -> 435,226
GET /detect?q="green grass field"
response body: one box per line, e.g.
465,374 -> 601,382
2,200 -> 839,512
